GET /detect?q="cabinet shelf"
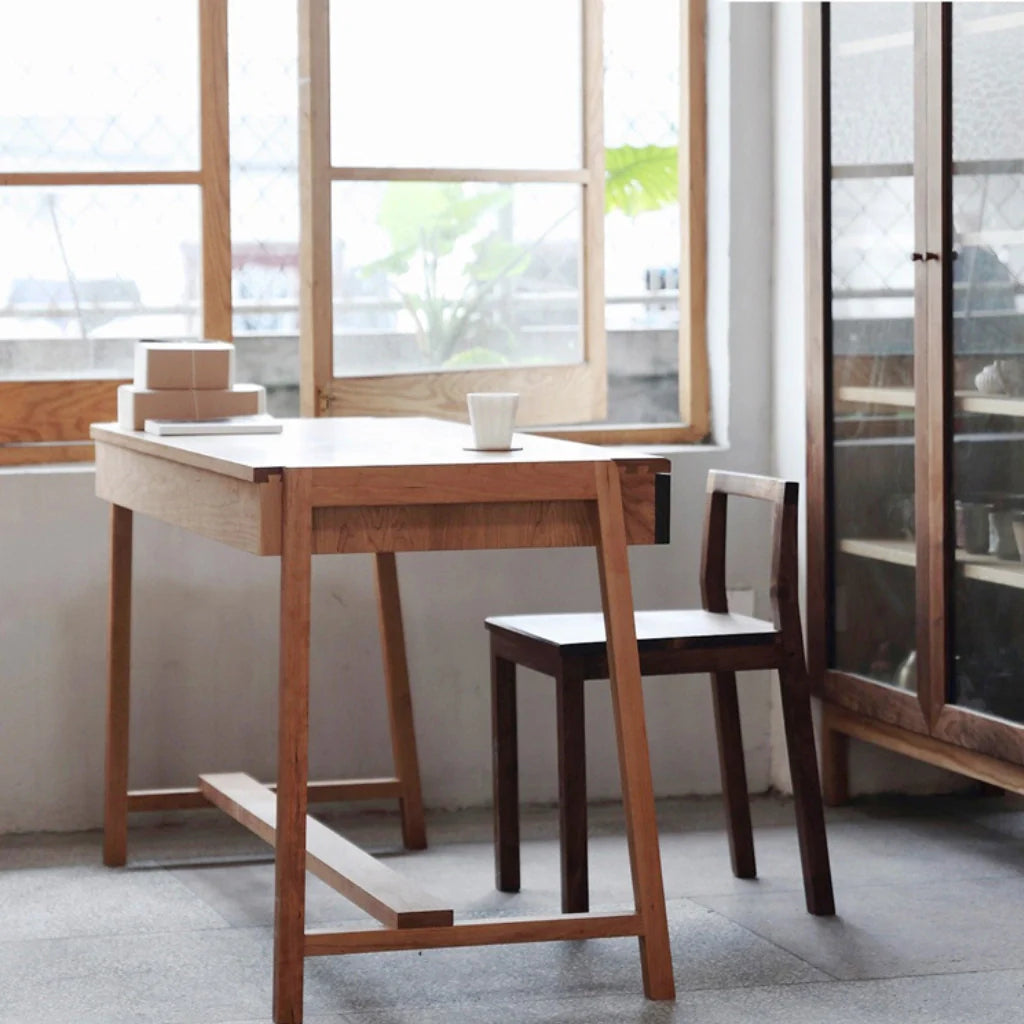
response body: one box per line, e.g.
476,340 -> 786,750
838,386 -> 915,409
839,537 -> 1024,589
838,537 -> 916,565
837,386 -> 1024,418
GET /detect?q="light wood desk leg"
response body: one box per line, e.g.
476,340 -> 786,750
593,464 -> 675,1000
274,470 -> 313,1024
104,504 -> 133,868
374,552 -> 427,850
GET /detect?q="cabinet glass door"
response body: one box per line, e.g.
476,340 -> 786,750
828,4 -> 919,693
949,3 -> 1024,722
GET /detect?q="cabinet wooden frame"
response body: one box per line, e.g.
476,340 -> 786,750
805,4 -> 1024,783
298,0 -> 709,444
0,0 -> 231,467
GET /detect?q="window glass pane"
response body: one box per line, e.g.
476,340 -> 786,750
329,0 -> 581,169
949,3 -> 1024,722
229,0 -> 301,414
602,0 -> 679,424
829,3 -> 914,168
332,181 -> 581,374
0,2 -> 199,172
0,187 -> 202,378
827,3 -> 917,692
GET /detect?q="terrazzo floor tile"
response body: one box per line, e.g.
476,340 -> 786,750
287,967 -> 1024,1024
169,861 -> 379,929
695,875 -> 1024,980
5,793 -> 1024,1023
672,968 -> 1024,1024
0,865 -> 229,941
0,928 -> 276,1024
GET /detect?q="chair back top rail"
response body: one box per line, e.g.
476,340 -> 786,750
700,471 -> 800,633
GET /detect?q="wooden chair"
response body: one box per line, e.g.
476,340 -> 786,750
487,470 -> 835,917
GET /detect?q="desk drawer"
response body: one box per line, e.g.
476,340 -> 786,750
95,443 -> 282,555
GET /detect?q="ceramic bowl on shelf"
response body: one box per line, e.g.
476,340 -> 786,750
974,359 -> 1024,397
996,359 -> 1024,397
975,362 -> 1005,394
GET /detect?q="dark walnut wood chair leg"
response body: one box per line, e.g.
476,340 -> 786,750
556,666 -> 589,913
777,654 -> 835,916
492,648 -> 520,894
709,670 -> 756,879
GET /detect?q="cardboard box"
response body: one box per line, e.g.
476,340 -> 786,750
133,340 -> 235,390
117,383 -> 266,431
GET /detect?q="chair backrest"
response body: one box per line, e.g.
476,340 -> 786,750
700,470 -> 800,635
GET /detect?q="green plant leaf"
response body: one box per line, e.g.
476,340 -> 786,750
471,235 -> 530,282
376,182 -> 462,251
359,247 -> 415,278
353,183 -> 532,364
605,143 -> 678,216
443,346 -> 510,369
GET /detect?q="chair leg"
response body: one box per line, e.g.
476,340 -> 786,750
777,655 -> 835,916
556,665 -> 588,914
492,648 -> 520,893
709,671 -> 756,879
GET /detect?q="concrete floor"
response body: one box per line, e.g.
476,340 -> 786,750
2,790 -> 1024,1023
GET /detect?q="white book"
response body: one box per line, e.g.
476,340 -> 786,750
144,414 -> 283,436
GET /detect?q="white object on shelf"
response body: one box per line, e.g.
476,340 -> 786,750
143,414 -> 283,436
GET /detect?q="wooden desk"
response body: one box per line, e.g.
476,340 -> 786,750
91,416 -> 674,1022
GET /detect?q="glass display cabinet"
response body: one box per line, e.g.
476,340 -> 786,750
805,2 -> 1024,796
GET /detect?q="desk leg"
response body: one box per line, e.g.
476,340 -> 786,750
374,552 -> 427,850
274,471 -> 313,1024
104,504 -> 133,867
593,464 -> 675,1000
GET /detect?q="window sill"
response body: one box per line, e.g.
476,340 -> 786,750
601,441 -> 726,456
0,460 -> 95,477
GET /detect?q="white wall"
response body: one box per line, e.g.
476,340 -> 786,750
0,461 -> 773,834
0,2 -> 857,836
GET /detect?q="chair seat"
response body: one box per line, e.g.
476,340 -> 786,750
486,609 -> 778,651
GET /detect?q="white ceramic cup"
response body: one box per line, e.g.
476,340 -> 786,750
467,392 -> 519,450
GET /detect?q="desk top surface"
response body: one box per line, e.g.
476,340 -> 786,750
92,417 -> 669,483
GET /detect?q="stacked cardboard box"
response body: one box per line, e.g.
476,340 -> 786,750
117,341 -> 267,431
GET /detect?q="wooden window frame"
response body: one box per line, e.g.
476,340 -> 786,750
0,0 -> 231,467
299,0 -> 709,445
1,0 -> 707,465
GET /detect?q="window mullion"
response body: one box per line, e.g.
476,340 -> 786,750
199,0 -> 233,341
298,0 -> 335,417
582,0 -> 608,420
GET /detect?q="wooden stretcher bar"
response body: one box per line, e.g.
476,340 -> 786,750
199,772 -> 453,930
